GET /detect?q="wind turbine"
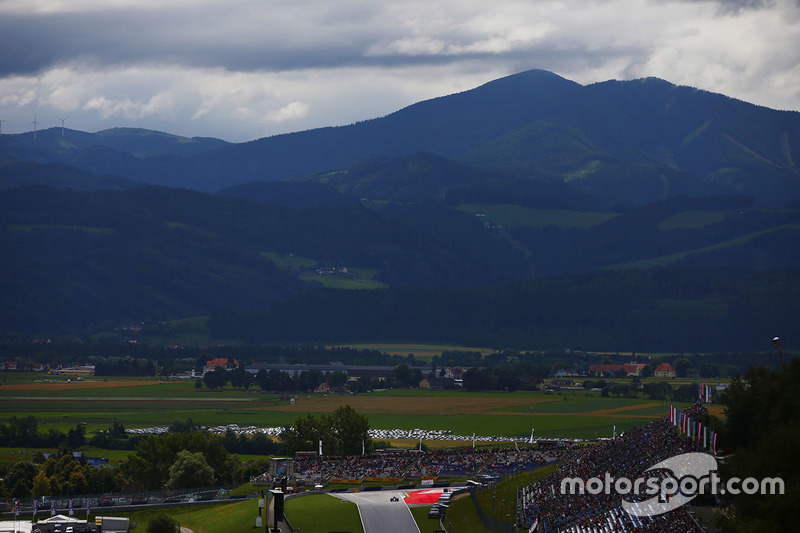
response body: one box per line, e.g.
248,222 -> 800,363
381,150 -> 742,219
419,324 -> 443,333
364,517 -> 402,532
30,114 -> 40,140
57,116 -> 70,137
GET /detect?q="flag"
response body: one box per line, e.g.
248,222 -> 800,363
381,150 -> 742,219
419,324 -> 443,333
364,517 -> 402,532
515,441 -> 520,453
697,422 -> 703,442
318,439 -> 322,457
69,499 -> 73,516
51,499 -> 56,516
14,500 -> 19,517
712,431 -> 718,455
87,499 -> 91,517
33,499 -> 38,518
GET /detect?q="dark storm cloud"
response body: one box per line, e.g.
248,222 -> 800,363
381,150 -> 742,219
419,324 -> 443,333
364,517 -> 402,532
0,0 -> 796,141
0,9 -> 378,76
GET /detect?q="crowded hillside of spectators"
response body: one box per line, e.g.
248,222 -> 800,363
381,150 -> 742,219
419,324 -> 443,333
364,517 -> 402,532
252,445 -> 561,486
519,418 -> 703,532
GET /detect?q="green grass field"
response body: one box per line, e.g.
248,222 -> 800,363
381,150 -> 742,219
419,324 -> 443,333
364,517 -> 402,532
260,251 -> 389,289
119,500 -> 258,533
455,204 -> 619,229
0,375 -> 695,442
444,465 -> 557,533
299,268 -> 388,289
656,210 -> 733,230
285,493 -> 364,532
341,343 -> 493,360
410,505 -> 441,533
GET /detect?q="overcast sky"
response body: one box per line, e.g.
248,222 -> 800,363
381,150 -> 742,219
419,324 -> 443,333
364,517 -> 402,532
1,0 -> 798,142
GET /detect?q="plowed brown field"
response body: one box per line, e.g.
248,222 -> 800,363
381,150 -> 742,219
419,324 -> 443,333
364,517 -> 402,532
1,380 -> 160,391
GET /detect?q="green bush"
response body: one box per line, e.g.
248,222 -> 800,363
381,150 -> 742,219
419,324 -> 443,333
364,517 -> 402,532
146,513 -> 179,533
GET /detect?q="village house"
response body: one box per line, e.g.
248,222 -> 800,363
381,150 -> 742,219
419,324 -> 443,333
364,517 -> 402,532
419,376 -> 455,390
204,358 -> 237,372
654,363 -> 676,378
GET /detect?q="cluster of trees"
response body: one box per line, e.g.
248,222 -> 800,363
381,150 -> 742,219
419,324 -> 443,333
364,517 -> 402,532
0,416 -> 87,451
0,344 -> 414,376
590,380 -> 699,401
0,453 -> 127,499
282,405 -> 371,456
0,416 -> 290,497
714,359 -> 800,531
199,364 -> 428,393
220,428 -> 286,456
125,432 -> 236,490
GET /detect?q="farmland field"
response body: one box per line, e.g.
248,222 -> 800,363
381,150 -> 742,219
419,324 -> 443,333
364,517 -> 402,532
341,343 -> 493,360
0,376 -> 689,441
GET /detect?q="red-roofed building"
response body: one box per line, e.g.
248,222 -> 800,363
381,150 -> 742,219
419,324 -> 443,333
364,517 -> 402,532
204,358 -> 237,372
654,363 -> 676,378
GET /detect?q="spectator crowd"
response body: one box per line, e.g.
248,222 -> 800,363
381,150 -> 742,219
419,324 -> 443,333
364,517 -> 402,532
519,419 -> 704,532
254,446 -> 559,485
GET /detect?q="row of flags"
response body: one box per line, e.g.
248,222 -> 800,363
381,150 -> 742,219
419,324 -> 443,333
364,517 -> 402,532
669,404 -> 719,455
10,498 -> 85,518
698,382 -> 713,403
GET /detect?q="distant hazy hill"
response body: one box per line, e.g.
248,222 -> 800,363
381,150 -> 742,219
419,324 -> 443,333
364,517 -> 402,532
0,127 -> 228,190
1,70 -> 798,207
0,161 -> 141,191
0,126 -> 228,160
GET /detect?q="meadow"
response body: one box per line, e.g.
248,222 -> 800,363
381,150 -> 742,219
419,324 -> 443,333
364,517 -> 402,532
0,374 -> 687,443
455,204 -> 620,229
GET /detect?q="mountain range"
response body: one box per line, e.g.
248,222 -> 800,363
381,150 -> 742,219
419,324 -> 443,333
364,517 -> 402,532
1,69 -> 799,349
3,69 -> 800,207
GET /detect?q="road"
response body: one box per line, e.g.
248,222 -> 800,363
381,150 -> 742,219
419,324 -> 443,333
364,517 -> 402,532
333,490 -> 421,533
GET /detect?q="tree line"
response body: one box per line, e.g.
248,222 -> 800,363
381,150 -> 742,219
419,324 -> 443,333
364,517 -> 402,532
208,267 -> 800,352
0,417 -> 288,498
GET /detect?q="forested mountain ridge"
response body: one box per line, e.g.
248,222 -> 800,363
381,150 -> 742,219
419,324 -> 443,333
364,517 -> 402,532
209,267 -> 800,352
2,68 -> 799,345
1,69 -> 799,207
2,184 -> 798,340
0,185 -> 532,337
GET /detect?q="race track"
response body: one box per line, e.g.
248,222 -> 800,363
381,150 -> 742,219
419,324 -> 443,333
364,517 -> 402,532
333,490 -> 423,533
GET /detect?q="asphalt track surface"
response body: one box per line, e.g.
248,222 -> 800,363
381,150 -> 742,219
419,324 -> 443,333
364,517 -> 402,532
333,490 -> 423,533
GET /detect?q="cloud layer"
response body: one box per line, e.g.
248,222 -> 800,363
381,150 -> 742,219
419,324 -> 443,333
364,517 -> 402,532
1,0 -> 798,142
